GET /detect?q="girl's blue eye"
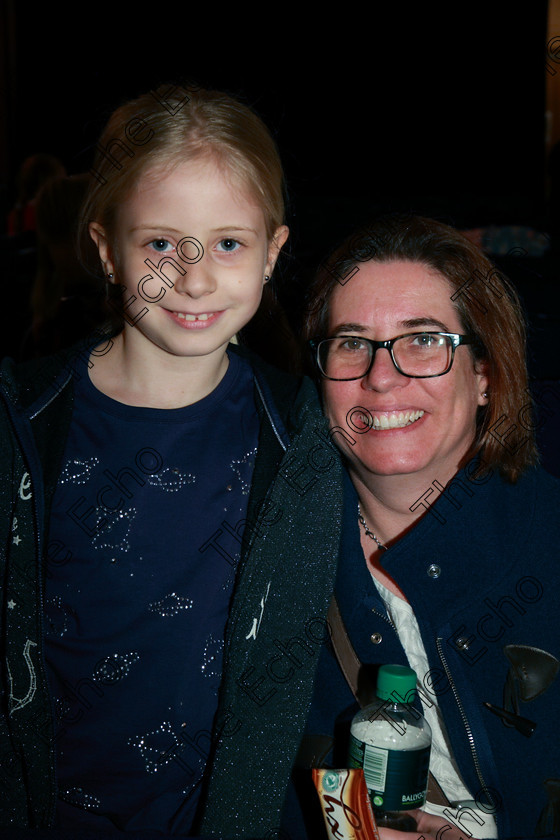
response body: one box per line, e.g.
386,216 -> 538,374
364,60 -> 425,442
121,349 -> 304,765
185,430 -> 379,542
217,238 -> 240,253
150,239 -> 172,252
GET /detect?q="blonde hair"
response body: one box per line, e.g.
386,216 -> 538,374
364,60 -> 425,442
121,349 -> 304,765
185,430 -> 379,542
78,82 -> 286,272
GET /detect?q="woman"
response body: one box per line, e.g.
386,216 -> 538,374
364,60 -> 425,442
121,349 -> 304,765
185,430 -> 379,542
291,215 -> 560,840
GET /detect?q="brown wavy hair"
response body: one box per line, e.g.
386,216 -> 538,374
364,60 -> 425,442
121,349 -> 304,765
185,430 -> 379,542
303,213 -> 538,483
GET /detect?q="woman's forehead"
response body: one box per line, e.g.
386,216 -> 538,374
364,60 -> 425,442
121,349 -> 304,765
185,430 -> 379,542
328,259 -> 460,330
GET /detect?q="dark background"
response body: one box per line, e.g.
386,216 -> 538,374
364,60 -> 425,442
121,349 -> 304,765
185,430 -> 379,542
1,3 -> 558,380
2,6 -> 550,245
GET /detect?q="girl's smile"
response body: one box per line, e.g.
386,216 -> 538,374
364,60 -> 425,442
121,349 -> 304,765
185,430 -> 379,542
165,309 -> 224,328
90,155 -> 288,372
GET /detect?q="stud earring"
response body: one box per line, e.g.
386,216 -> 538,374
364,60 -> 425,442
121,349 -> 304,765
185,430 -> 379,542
264,275 -> 270,283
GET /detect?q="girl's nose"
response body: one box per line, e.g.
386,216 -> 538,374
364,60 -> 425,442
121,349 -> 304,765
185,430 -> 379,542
173,257 -> 216,298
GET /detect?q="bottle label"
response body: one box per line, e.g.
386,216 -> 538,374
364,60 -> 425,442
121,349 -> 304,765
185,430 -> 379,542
348,734 -> 430,812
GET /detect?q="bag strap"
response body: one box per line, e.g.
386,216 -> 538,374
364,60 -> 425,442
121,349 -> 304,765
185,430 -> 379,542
327,595 -> 451,807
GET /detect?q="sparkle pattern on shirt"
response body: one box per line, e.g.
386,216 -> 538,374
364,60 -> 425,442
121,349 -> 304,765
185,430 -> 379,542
44,350 -> 259,831
92,651 -> 140,684
128,721 -> 184,774
91,506 -> 136,553
148,593 -> 194,618
60,787 -> 102,811
59,457 -> 100,485
201,635 -> 223,679
45,595 -> 73,637
229,446 -> 257,495
146,467 -> 196,492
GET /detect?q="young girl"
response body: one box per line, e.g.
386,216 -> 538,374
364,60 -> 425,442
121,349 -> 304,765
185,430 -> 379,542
0,84 -> 343,838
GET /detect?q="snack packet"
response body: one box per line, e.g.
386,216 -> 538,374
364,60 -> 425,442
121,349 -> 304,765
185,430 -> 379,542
312,768 -> 381,840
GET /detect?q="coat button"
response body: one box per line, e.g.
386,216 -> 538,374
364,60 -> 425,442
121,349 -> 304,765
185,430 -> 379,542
370,632 -> 383,644
427,564 -> 441,578
455,636 -> 470,650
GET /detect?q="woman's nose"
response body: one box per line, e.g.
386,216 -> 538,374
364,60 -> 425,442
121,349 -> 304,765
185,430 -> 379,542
361,347 -> 408,391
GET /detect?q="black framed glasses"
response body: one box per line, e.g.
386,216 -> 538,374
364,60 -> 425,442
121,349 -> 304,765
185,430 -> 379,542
309,332 -> 474,380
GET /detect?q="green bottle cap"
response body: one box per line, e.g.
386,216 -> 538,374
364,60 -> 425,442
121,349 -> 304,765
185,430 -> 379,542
376,664 -> 417,702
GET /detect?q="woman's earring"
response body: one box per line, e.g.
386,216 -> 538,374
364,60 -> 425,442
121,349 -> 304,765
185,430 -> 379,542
107,273 -> 113,280
264,275 -> 270,283
482,391 -> 488,399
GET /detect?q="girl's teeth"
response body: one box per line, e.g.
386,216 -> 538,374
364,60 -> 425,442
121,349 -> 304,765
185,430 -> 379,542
176,312 -> 211,321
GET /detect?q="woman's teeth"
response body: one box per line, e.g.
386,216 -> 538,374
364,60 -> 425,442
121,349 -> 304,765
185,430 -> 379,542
361,410 -> 425,430
175,312 -> 212,321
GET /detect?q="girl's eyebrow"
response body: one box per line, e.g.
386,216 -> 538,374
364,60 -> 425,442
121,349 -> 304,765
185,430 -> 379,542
212,226 -> 258,234
129,225 -> 259,235
130,225 -> 183,234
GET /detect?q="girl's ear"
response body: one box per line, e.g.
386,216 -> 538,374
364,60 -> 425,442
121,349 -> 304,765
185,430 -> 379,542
265,225 -> 289,278
89,222 -> 115,278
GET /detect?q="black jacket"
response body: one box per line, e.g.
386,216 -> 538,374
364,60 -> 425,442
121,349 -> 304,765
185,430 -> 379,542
0,339 -> 344,838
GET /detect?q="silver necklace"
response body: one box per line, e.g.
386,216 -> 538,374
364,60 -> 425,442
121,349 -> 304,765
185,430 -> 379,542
358,503 -> 387,550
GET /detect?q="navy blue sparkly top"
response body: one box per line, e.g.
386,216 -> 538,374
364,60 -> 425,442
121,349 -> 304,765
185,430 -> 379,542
44,349 -> 259,834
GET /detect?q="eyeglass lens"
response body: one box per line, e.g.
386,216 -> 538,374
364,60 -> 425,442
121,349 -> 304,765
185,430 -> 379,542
320,334 -> 454,378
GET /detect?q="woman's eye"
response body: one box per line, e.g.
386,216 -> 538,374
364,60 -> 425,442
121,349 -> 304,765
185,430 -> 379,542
411,333 -> 436,347
149,239 -> 173,252
216,238 -> 241,253
341,338 -> 364,351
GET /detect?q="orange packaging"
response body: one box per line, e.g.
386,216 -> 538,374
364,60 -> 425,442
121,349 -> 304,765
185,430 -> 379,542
312,768 -> 381,840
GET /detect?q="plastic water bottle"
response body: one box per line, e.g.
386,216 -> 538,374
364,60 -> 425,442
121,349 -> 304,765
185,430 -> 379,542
348,664 -> 432,830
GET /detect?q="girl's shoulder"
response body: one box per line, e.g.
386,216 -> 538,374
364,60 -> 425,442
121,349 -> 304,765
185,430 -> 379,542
1,346 -> 76,413
1,328 -> 114,413
230,343 -> 323,435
